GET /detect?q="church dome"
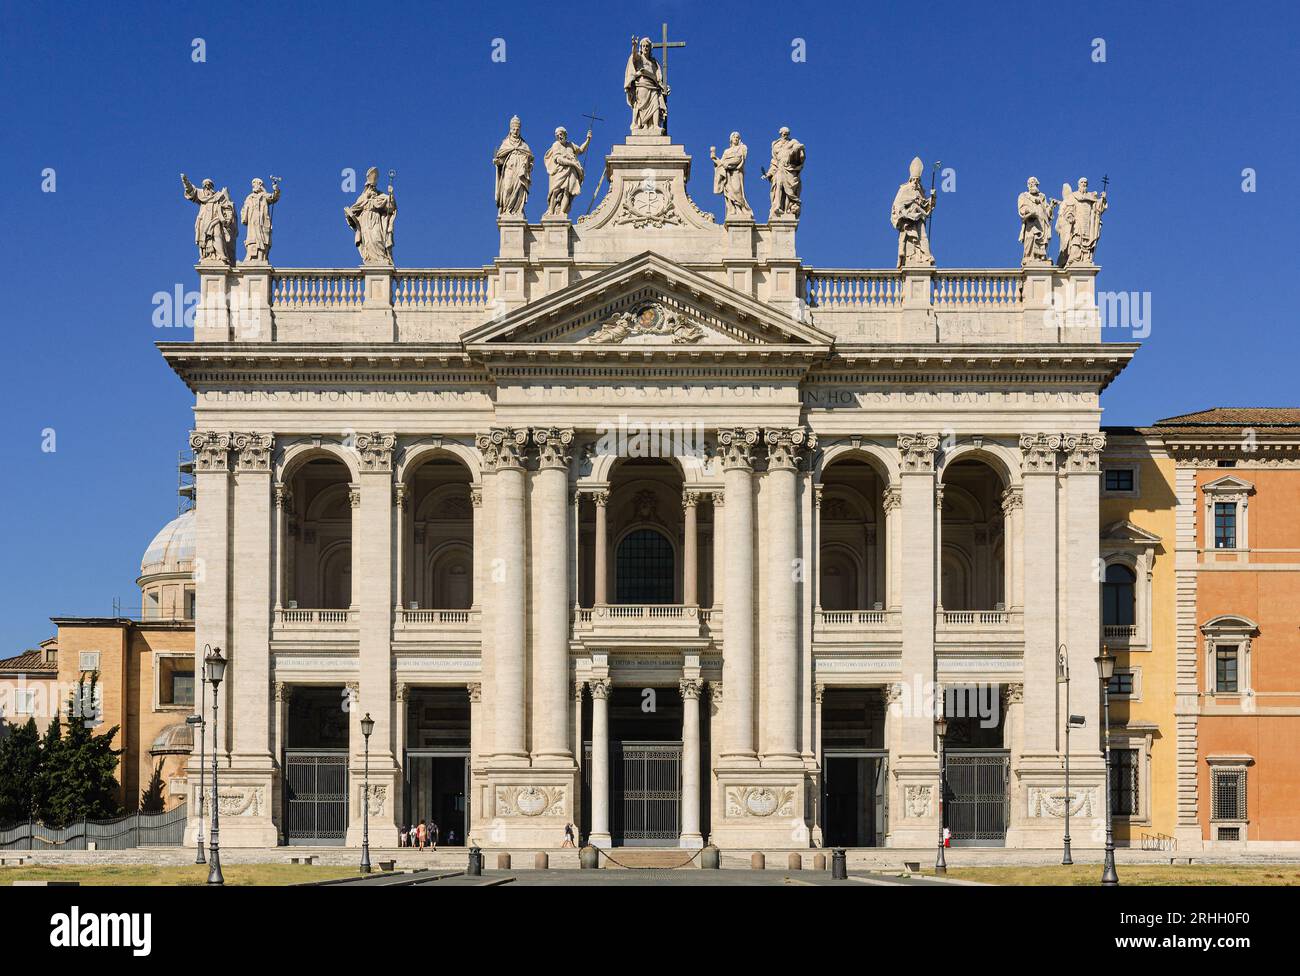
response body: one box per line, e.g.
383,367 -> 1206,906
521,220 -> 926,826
140,510 -> 197,577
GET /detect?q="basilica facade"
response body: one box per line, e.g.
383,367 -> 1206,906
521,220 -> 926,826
163,67 -> 1133,849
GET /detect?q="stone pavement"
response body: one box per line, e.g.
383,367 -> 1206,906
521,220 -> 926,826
321,869 -> 957,887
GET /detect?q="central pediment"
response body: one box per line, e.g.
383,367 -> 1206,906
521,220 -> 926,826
462,252 -> 833,351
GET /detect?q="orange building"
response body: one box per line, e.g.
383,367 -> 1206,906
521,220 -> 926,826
1156,409 -> 1300,848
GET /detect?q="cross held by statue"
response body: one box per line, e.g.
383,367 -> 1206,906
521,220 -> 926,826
652,22 -> 685,84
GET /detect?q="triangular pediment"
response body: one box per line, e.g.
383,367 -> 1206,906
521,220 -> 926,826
463,252 -> 833,350
1100,519 -> 1163,546
1201,474 -> 1255,494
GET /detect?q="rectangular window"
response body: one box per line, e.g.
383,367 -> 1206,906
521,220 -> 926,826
1215,645 -> 1239,693
1107,672 -> 1135,696
1104,468 -> 1135,493
15,689 -> 38,715
1110,748 -> 1139,816
1211,768 -> 1247,821
78,651 -> 100,673
1214,502 -> 1237,549
158,657 -> 195,707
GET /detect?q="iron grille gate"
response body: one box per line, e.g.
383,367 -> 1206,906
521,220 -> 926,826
284,751 -> 348,845
944,751 -> 1009,846
613,740 -> 682,846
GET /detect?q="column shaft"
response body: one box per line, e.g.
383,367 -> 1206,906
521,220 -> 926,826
590,680 -> 611,844
531,429 -> 573,764
680,680 -> 702,845
493,463 -> 528,759
720,438 -> 756,762
683,493 -> 699,605
593,492 -> 609,605
762,447 -> 800,761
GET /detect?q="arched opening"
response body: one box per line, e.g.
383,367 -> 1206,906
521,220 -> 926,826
818,456 -> 886,610
1102,563 -> 1136,627
286,457 -> 354,609
616,527 -> 675,603
403,455 -> 475,610
939,458 -> 1007,611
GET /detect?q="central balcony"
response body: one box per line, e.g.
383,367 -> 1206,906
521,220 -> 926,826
573,604 -> 712,642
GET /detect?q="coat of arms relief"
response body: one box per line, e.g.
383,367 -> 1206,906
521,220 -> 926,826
587,302 -> 705,344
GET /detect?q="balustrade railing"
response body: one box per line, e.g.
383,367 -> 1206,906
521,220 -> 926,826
816,609 -> 894,626
939,609 -> 1016,626
804,269 -> 903,309
931,270 -> 1022,307
271,270 -> 365,308
393,269 -> 494,309
396,607 -> 480,626
1102,623 -> 1138,640
274,607 -> 357,625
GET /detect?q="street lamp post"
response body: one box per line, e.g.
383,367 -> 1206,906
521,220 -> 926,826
186,706 -> 205,864
1058,643 -> 1072,865
360,712 -> 374,874
1096,646 -> 1119,886
935,714 -> 948,876
206,647 -> 227,886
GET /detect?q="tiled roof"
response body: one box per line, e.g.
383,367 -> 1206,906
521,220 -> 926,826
1155,407 -> 1300,427
0,649 -> 57,675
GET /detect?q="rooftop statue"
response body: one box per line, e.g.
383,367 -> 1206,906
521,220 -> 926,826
624,35 -> 669,135
543,126 -> 593,218
761,127 -> 805,220
494,116 -> 533,218
891,156 -> 936,267
240,176 -> 281,263
181,174 -> 236,266
1017,177 -> 1057,267
711,132 -> 753,220
344,167 -> 397,266
1056,177 -> 1108,267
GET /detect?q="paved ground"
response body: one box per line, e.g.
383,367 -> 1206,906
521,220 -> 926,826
325,868 -> 956,887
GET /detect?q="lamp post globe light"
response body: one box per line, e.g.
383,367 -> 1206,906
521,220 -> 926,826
1095,646 -> 1119,887
205,646 -> 227,886
1058,643 -> 1072,866
186,704 -> 205,865
935,714 -> 949,876
360,712 -> 375,874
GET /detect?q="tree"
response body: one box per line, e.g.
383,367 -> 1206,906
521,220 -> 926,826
140,760 -> 166,814
40,675 -> 122,827
0,717 -> 44,823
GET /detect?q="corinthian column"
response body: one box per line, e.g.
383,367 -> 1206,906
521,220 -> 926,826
761,427 -> 815,762
477,428 -> 531,761
531,426 -> 575,765
230,432 -> 274,764
593,489 -> 609,606
680,678 -> 703,847
589,678 -> 611,846
717,427 -> 759,764
683,490 -> 701,605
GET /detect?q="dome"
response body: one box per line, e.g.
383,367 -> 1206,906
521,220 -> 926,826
140,510 -> 197,577
150,721 -> 194,756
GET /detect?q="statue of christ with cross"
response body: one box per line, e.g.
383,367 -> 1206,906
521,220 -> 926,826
624,24 -> 684,135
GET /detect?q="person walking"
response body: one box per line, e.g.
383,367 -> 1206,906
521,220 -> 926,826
417,819 -> 427,850
430,820 -> 440,851
563,822 -> 576,848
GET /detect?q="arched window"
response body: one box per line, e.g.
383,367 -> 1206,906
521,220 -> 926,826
616,529 -> 675,604
1103,564 -> 1136,627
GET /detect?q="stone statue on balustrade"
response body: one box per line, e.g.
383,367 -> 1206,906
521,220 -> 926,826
761,127 -> 805,219
543,126 -> 592,218
1056,177 -> 1108,267
891,156 -> 936,267
625,35 -> 669,134
1017,176 -> 1057,267
181,174 -> 236,266
240,176 -> 281,263
344,166 -> 397,265
710,132 -> 752,220
493,115 -> 533,218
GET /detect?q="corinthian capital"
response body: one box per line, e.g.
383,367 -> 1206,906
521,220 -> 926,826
1019,432 -> 1063,472
476,427 -> 530,471
897,432 -> 941,473
1061,431 -> 1107,473
532,426 -> 575,469
355,432 -> 397,473
232,432 -> 273,472
716,427 -> 761,471
765,427 -> 817,470
189,430 -> 231,472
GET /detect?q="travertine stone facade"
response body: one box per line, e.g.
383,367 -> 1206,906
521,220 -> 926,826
162,102 -> 1133,849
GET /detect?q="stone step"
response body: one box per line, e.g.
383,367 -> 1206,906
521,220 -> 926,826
600,848 -> 700,869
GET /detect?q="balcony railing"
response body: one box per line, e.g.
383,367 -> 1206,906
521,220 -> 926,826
804,270 -> 903,309
392,270 -> 494,309
573,604 -> 705,638
1102,624 -> 1138,640
938,609 -> 1018,626
271,270 -> 365,309
817,609 -> 893,626
395,607 -> 481,628
931,270 -> 1022,307
274,607 -> 357,625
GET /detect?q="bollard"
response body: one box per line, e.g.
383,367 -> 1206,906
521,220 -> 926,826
831,848 -> 847,880
701,845 -> 720,870
814,853 -> 827,871
787,852 -> 802,871
534,851 -> 549,870
751,852 -> 765,870
497,853 -> 511,870
467,846 -> 482,877
579,845 -> 599,870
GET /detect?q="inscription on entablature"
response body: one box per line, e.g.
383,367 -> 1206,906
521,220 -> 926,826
202,390 -> 488,404
801,389 -> 1098,408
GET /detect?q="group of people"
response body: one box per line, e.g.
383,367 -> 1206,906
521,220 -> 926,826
400,820 -> 453,849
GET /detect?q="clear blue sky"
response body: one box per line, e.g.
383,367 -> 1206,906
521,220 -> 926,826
1,0 -> 1296,649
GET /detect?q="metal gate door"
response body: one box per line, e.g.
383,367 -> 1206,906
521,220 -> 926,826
284,752 -> 348,845
613,741 -> 681,846
944,751 -> 1009,846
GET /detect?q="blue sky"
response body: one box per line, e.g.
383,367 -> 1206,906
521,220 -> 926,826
1,0 -> 1297,649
